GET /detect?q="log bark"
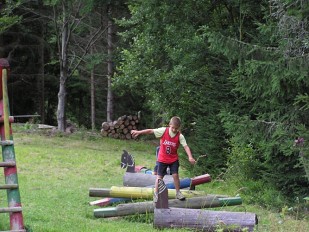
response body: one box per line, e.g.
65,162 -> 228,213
93,196 -> 243,218
123,172 -> 211,188
154,208 -> 258,232
123,172 -> 174,187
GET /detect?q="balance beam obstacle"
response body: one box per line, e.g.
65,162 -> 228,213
153,179 -> 258,232
94,196 -> 242,218
123,172 -> 211,188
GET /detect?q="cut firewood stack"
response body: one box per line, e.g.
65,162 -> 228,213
101,115 -> 139,140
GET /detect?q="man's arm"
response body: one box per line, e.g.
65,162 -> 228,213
131,129 -> 154,138
184,145 -> 196,164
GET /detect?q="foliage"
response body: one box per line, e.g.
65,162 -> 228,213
0,1 -> 21,33
203,0 -> 309,199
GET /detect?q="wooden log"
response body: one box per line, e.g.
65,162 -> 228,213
118,115 -> 127,121
119,134 -> 125,139
38,124 -> 55,129
124,120 -> 130,126
89,186 -> 206,199
102,122 -> 110,131
125,133 -> 132,139
122,128 -> 129,134
113,133 -> 119,139
123,172 -> 174,187
154,208 -> 258,232
123,172 -> 211,188
114,122 -> 120,129
94,196 -> 242,218
89,197 -> 130,207
101,129 -> 107,136
89,188 -> 111,197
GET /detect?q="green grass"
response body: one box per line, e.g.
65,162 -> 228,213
0,124 -> 308,232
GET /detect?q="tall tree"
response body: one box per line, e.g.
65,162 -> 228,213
106,3 -> 113,122
42,0 -> 106,131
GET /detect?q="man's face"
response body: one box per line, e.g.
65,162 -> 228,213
169,124 -> 180,134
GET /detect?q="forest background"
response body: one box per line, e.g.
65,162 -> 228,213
0,0 -> 308,212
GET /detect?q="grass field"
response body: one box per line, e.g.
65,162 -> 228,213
0,124 -> 308,232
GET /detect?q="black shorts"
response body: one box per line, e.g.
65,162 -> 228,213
157,160 -> 179,177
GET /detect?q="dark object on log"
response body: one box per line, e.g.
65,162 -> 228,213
101,114 -> 138,140
154,179 -> 258,232
120,150 -> 135,173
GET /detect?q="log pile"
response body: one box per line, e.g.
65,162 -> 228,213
101,115 -> 139,139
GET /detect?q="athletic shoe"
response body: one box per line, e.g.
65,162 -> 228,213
176,191 -> 185,201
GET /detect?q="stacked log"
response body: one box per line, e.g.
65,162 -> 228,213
101,115 -> 139,139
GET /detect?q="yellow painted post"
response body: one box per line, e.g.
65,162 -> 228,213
2,69 -> 10,140
110,186 -> 206,199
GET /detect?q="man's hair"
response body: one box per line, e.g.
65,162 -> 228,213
169,116 -> 181,127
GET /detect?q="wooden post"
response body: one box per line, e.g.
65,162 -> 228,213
0,58 -> 25,231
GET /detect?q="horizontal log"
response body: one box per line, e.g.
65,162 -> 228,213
191,174 -> 212,186
123,172 -> 174,187
154,208 -> 258,232
94,196 -> 242,218
89,188 -> 111,197
89,186 -> 206,199
38,124 -> 55,129
125,133 -> 132,139
123,172 -> 211,188
89,197 -> 130,206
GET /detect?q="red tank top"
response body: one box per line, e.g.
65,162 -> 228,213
158,127 -> 180,164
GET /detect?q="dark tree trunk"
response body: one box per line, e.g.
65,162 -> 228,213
106,3 -> 114,122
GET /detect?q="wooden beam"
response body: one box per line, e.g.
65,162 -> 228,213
94,196 -> 242,218
154,208 -> 258,232
89,186 -> 207,199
